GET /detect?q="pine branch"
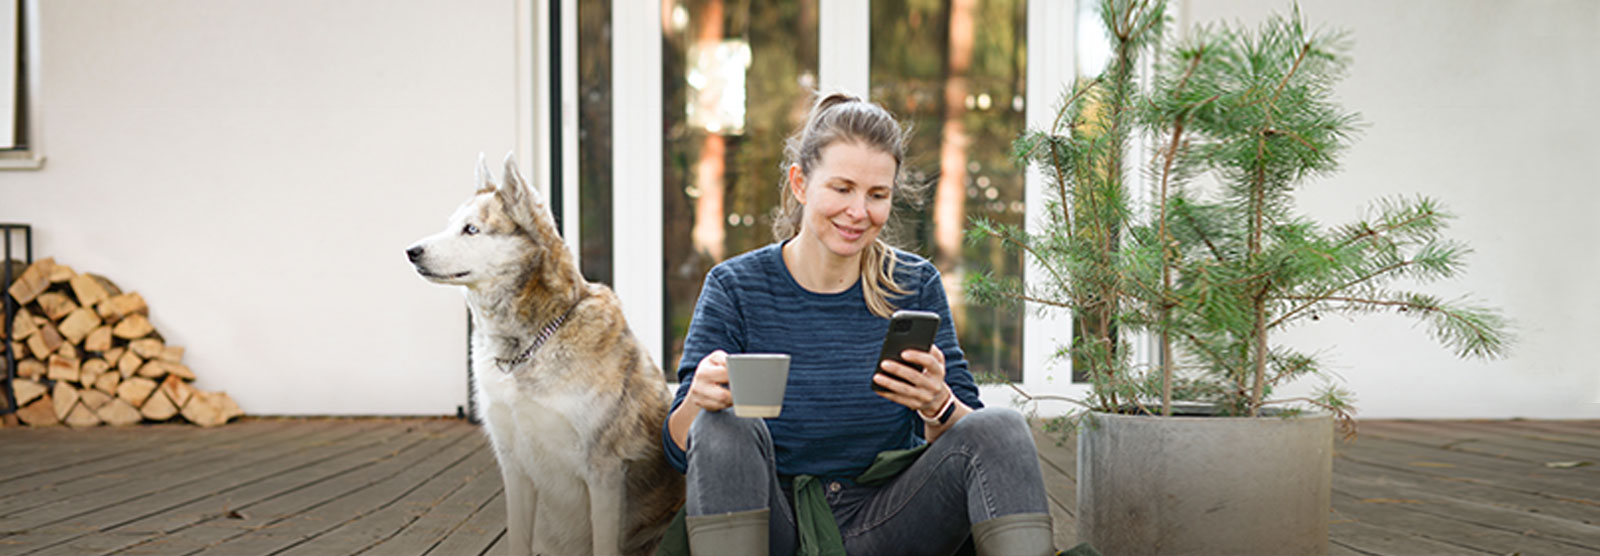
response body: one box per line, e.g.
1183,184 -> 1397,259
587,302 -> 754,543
1269,260 -> 1413,328
1269,41 -> 1314,108
1180,329 -> 1236,374
1280,294 -> 1509,359
1337,208 -> 1437,250
1177,202 -> 1229,262
1263,127 -> 1318,151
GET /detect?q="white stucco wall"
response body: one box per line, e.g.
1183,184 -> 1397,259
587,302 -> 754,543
3,1 -> 518,415
5,1 -> 1595,419
1177,0 -> 1600,418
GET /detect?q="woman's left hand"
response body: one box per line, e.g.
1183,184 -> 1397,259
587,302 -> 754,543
873,344 -> 952,416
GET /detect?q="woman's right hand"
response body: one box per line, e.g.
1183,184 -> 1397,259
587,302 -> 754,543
686,350 -> 733,412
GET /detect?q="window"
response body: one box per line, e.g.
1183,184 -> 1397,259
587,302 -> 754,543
578,0 -> 613,286
576,1 -> 1095,397
660,0 -> 820,374
871,0 -> 1028,382
0,0 -> 37,169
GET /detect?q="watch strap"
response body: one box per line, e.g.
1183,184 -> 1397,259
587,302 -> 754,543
920,390 -> 958,426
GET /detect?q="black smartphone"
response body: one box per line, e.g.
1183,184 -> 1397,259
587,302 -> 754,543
871,310 -> 941,393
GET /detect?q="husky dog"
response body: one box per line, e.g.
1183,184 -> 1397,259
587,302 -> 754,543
406,154 -> 683,556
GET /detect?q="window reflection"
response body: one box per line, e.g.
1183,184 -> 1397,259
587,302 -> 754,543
662,0 -> 819,373
872,0 -> 1028,382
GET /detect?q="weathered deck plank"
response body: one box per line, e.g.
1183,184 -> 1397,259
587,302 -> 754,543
17,419 -> 420,556
0,420 -> 333,531
2,417 -> 1596,555
178,422 -> 477,556
360,449 -> 503,556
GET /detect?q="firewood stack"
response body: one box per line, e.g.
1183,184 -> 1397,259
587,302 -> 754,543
3,258 -> 242,427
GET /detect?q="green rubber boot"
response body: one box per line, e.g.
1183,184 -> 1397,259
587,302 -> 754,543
685,508 -> 769,556
972,513 -> 1055,556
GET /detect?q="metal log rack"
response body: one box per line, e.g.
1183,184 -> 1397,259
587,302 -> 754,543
2,223 -> 33,416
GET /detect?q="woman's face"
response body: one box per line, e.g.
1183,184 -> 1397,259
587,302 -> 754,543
790,141 -> 897,260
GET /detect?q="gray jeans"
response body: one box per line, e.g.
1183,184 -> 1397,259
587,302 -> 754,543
685,407 -> 1051,556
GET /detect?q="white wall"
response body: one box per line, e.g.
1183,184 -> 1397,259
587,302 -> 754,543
1180,0 -> 1600,418
2,1 -> 520,415
6,1 -> 1596,419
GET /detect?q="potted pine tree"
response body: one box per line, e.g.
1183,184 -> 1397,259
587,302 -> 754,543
967,1 -> 1511,554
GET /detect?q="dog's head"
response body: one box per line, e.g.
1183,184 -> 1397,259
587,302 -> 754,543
406,153 -> 559,289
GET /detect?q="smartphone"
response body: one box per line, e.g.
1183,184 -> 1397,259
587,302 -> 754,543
871,310 -> 941,393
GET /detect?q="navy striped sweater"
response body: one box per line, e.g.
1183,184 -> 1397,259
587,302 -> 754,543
662,241 -> 982,481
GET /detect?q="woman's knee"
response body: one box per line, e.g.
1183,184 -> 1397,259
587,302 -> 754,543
688,409 -> 772,459
949,407 -> 1036,454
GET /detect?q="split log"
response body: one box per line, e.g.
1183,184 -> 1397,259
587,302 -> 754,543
57,308 -> 102,345
57,343 -> 78,360
11,307 -> 39,340
80,358 -> 109,388
160,374 -> 194,407
37,319 -> 63,354
166,363 -> 196,380
116,351 -> 142,380
218,392 -> 244,421
69,274 -> 111,308
17,358 -> 45,380
97,398 -> 143,426
27,322 -> 61,359
159,345 -> 185,364
35,292 -> 78,321
24,335 -> 47,361
112,314 -> 155,340
53,382 -> 80,421
79,388 -> 112,411
82,357 -> 110,381
104,346 -> 126,368
17,395 -> 59,426
13,378 -> 47,406
115,377 -> 158,407
93,369 -> 121,395
88,273 -> 123,297
140,390 -> 179,421
85,325 -> 113,352
47,263 -> 77,283
5,258 -> 53,305
65,403 -> 103,428
47,354 -> 81,383
129,338 -> 165,359
180,392 -> 222,427
136,360 -> 168,380
98,292 -> 148,323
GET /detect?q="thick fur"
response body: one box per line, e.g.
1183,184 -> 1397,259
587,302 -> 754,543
407,154 -> 683,556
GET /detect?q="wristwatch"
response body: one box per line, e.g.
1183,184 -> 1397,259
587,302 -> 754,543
920,391 -> 958,426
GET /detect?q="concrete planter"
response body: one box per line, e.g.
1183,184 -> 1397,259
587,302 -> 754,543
1076,409 -> 1333,556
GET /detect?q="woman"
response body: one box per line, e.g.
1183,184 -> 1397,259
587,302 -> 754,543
661,92 -> 1054,556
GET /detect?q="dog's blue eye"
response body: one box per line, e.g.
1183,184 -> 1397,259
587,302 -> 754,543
463,224 -> 479,235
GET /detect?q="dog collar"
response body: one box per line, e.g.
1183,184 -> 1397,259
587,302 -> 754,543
495,298 -> 583,372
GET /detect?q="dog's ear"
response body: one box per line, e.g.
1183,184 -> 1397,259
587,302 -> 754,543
497,152 -> 544,232
501,151 -> 538,202
476,152 -> 492,191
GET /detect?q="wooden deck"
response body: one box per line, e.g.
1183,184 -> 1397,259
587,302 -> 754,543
1,418 -> 1596,555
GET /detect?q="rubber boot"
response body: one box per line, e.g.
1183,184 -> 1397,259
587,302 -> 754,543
686,508 -> 770,556
972,513 -> 1055,556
